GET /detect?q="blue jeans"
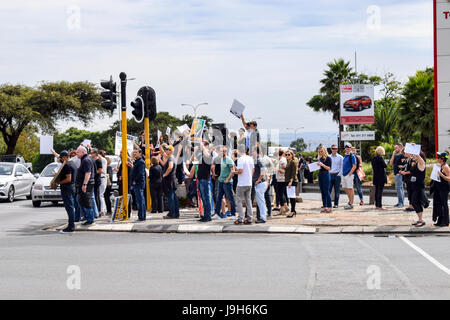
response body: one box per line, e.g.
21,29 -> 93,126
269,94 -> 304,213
394,174 -> 404,206
319,173 -> 332,208
199,179 -> 212,219
215,181 -> 236,216
134,186 -> 146,220
61,186 -> 76,230
91,189 -> 99,218
329,174 -> 341,206
255,182 -> 267,221
74,193 -> 81,222
167,189 -> 179,218
354,174 -> 363,202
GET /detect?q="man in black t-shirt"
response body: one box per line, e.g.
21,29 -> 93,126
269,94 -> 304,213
390,143 -> 405,208
196,141 -> 213,222
75,146 -> 96,225
58,150 -> 77,233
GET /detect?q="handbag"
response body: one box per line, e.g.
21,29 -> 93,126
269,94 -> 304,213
356,167 -> 366,181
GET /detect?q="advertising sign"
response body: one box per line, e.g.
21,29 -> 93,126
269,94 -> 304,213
340,84 -> 375,125
341,131 -> 375,141
435,0 -> 450,151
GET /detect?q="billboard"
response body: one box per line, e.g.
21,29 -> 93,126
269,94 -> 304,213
435,0 -> 450,152
340,84 -> 375,125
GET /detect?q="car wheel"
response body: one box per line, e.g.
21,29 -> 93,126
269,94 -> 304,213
51,201 -> 59,206
7,186 -> 14,203
32,200 -> 41,208
27,187 -> 32,200
358,104 -> 362,111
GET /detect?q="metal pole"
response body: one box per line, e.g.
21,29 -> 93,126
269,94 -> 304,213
144,117 -> 151,211
119,72 -> 129,221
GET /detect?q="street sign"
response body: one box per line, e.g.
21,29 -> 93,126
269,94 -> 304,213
341,131 -> 375,141
435,0 -> 450,151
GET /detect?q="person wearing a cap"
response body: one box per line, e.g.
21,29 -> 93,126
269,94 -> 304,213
342,142 -> 357,210
58,151 -> 78,233
433,152 -> 450,227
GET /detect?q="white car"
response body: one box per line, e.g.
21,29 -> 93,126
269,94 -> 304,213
0,162 -> 36,202
31,162 -> 62,207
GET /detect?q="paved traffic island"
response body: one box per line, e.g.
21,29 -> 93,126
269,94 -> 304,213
48,199 -> 450,234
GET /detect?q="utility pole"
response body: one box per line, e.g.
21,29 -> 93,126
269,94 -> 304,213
119,72 -> 129,220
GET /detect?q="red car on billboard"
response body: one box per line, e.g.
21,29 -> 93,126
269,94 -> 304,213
343,96 -> 372,111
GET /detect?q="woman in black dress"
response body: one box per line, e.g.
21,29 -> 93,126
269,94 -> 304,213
409,151 -> 427,227
371,146 -> 387,210
433,152 -> 450,227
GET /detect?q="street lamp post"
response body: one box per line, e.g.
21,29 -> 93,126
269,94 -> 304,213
286,126 -> 304,141
181,103 -> 208,120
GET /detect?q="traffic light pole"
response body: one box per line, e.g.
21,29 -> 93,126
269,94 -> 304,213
144,117 -> 151,211
120,72 -> 129,221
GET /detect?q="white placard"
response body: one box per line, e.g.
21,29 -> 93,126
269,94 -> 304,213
286,186 -> 296,199
40,135 -> 53,154
177,124 -> 190,133
114,132 -> 137,156
166,127 -> 171,136
308,162 -> 321,172
230,99 -> 246,119
431,164 -> 441,182
404,143 -> 421,155
81,139 -> 91,147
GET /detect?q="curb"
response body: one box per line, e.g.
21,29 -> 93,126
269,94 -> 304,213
55,223 -> 450,235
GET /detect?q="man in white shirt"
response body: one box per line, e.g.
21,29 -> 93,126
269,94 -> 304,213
234,144 -> 255,224
329,144 -> 343,208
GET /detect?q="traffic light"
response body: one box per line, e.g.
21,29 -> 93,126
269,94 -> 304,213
100,76 -> 117,113
132,86 -> 157,122
130,95 -> 144,123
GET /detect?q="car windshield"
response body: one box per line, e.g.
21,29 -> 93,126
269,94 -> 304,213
41,164 -> 59,177
0,156 -> 16,163
0,164 -> 14,175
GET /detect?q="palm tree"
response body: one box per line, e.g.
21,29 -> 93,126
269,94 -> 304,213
398,68 -> 435,155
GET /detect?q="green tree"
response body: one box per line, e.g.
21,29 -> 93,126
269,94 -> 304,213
0,81 -> 103,154
398,68 -> 435,155
290,138 -> 307,152
180,114 -> 214,128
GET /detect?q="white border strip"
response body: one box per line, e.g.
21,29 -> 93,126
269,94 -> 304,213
399,236 -> 450,276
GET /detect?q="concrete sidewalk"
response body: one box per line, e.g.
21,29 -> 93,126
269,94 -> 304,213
47,199 -> 450,235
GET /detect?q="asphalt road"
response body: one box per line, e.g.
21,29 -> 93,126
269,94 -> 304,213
0,198 -> 450,300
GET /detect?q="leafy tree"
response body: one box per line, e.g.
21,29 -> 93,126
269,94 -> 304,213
0,81 -> 103,154
290,138 -> 307,152
398,68 -> 435,155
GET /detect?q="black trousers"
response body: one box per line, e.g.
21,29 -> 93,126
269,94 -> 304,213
150,183 -> 164,213
289,182 -> 297,212
433,184 -> 449,225
276,181 -> 287,206
94,183 -> 101,211
410,183 -> 428,213
264,185 -> 272,217
374,183 -> 384,208
104,186 -> 112,214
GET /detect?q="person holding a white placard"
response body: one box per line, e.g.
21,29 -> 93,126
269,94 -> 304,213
317,146 -> 332,213
284,150 -> 298,217
409,151 -> 428,227
432,152 -> 450,227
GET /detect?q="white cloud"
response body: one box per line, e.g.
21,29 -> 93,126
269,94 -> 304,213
0,0 -> 434,136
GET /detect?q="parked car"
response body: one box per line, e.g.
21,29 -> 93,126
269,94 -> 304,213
343,96 -> 372,111
31,162 -> 62,207
0,154 -> 33,172
0,162 -> 36,202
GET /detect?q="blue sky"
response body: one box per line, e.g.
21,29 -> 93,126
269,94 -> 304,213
0,0 -> 434,137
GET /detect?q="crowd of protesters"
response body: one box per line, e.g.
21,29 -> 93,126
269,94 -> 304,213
50,116 -> 449,232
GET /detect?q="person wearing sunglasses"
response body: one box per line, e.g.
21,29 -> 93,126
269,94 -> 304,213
329,144 -> 343,208
433,152 -> 450,227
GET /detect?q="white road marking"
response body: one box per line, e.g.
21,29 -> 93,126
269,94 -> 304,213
399,236 -> 450,276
